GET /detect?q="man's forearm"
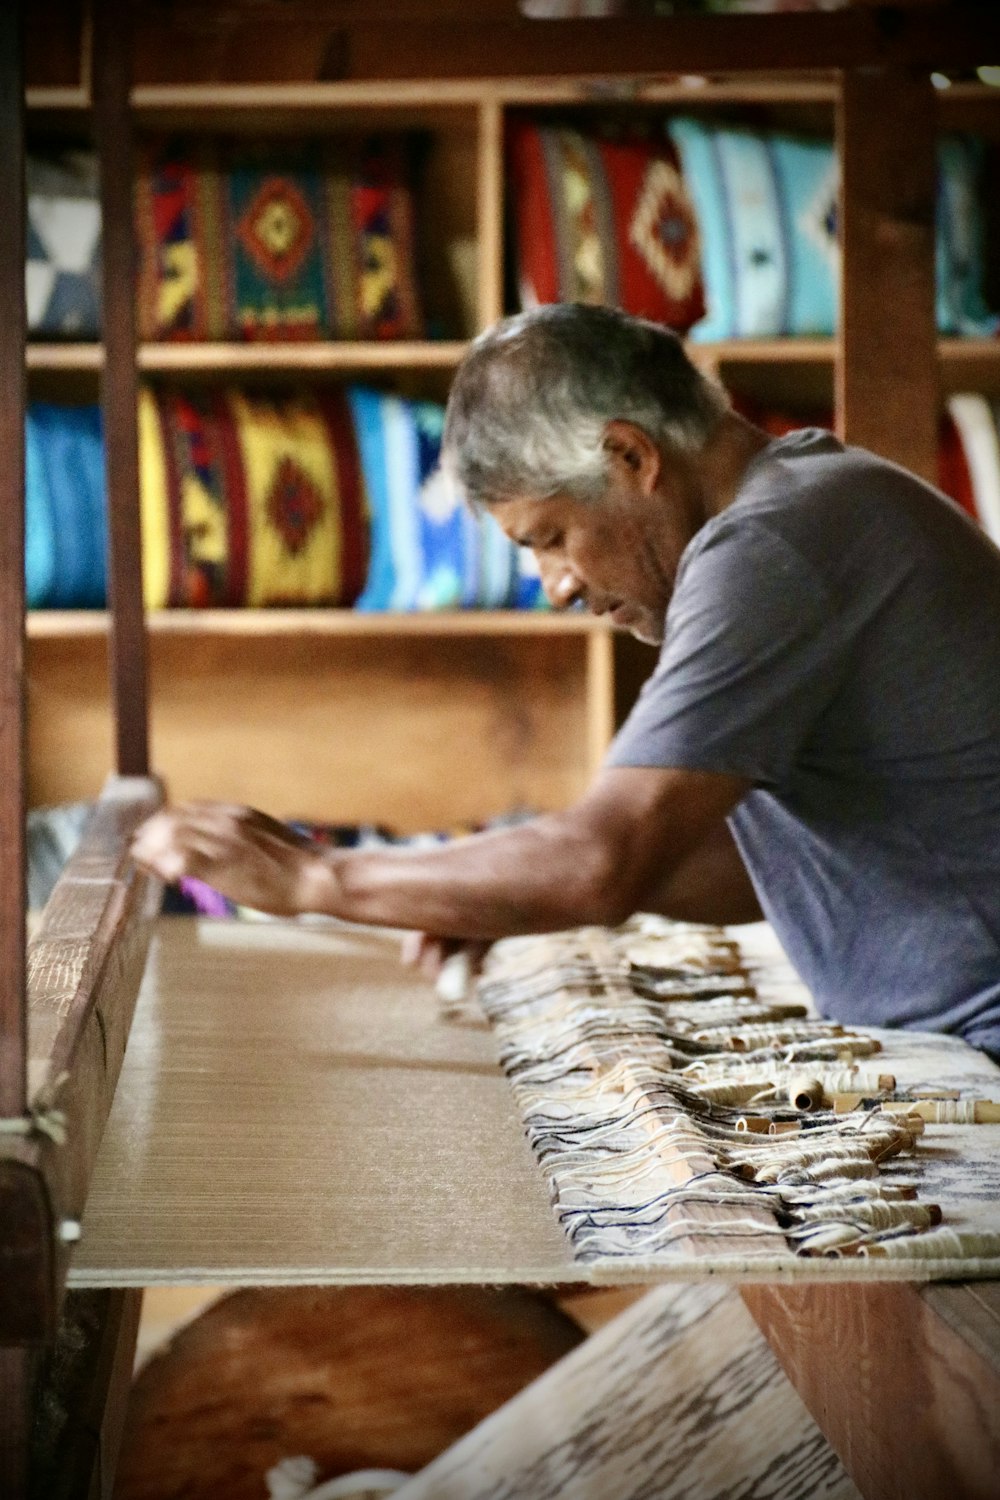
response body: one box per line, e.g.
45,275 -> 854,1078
130,767 -> 751,938
304,813 -> 627,939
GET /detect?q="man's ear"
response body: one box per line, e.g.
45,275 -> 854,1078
602,420 -> 662,495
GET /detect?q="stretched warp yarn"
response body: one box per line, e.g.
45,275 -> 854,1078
477,917 -> 1000,1276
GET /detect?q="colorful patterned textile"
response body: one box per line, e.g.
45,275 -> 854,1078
135,138 -> 425,342
26,151 -> 102,338
139,388 -> 368,608
348,386 -> 544,611
26,404 -> 106,607
507,121 -> 705,332
668,119 -> 999,340
946,395 -> 1000,546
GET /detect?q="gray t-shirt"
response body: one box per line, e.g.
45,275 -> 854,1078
606,428 -> 1000,1056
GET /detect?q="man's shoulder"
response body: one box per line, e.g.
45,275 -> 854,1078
731,427 -> 917,525
690,426 -> 962,578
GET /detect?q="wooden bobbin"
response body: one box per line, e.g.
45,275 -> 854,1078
787,1076 -> 825,1112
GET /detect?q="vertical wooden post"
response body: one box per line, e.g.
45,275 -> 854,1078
92,0 -> 150,776
0,21 -> 32,1487
585,629 -> 615,781
476,96 -> 505,331
0,1349 -> 32,1498
836,67 -> 939,483
0,0 -> 28,1121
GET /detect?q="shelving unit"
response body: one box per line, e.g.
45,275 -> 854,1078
26,609 -> 621,829
23,68 -> 1000,823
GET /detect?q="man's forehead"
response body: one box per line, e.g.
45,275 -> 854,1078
487,491 -> 585,528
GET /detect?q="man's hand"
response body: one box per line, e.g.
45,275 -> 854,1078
401,931 -> 491,979
130,802 -> 332,917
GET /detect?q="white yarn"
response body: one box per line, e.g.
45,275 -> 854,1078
266,1460 -> 411,1500
267,1457 -> 320,1500
304,1471 -> 412,1500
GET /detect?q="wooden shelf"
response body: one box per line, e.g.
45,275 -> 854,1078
26,609 -> 617,825
24,74 -> 840,119
26,338 -> 1000,378
26,342 -> 469,374
692,339 -> 834,365
939,338 -> 1000,367
23,76 -> 1000,121
26,608 -> 609,640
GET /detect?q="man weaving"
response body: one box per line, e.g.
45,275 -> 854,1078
132,303 -> 1000,1061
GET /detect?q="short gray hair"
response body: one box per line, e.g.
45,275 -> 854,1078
442,303 -> 729,507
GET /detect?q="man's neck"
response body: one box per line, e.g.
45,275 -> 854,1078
697,413 -> 772,522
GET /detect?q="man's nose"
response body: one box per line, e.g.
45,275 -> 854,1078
539,555 -> 582,610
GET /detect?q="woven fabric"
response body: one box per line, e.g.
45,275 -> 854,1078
946,394 -> 1000,546
479,917 -> 1000,1281
507,121 -> 705,332
349,386 -> 544,611
25,150 -> 102,338
135,139 -> 425,342
139,387 -> 368,608
26,404 -> 106,608
669,119 -> 999,340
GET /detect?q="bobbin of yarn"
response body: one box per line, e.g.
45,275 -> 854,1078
787,1075 -> 825,1111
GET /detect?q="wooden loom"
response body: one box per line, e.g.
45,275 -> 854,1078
3,2 -> 1000,1495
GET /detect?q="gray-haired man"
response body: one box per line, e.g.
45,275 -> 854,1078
133,303 -> 1000,1058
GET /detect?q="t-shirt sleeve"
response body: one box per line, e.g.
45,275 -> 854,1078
605,518 -> 848,786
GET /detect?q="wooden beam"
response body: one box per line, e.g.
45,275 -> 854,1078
31,1289 -> 142,1500
836,67 -> 939,483
341,8 -> 1000,83
92,0 -> 150,777
0,777 -> 162,1343
0,1347 -> 34,1499
0,0 -> 27,1118
390,1284 -> 857,1500
742,1281 -> 1000,1500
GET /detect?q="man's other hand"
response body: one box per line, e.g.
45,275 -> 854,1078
400,931 -> 491,1001
130,802 -> 329,917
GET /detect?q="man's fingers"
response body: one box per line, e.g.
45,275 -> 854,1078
436,948 -> 475,1007
399,935 -> 492,1003
400,930 -> 426,968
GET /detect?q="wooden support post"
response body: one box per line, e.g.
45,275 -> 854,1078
31,1290 -> 142,1500
476,97 -> 504,331
0,1348 -> 33,1499
92,0 -> 150,777
0,0 -> 27,1120
0,779 -> 162,1347
836,67 -> 938,483
742,1281 -> 1000,1500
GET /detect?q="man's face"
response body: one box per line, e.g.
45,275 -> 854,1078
489,440 -> 700,646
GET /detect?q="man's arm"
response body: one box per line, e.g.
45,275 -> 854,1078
130,765 -> 751,940
641,815 -> 763,925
